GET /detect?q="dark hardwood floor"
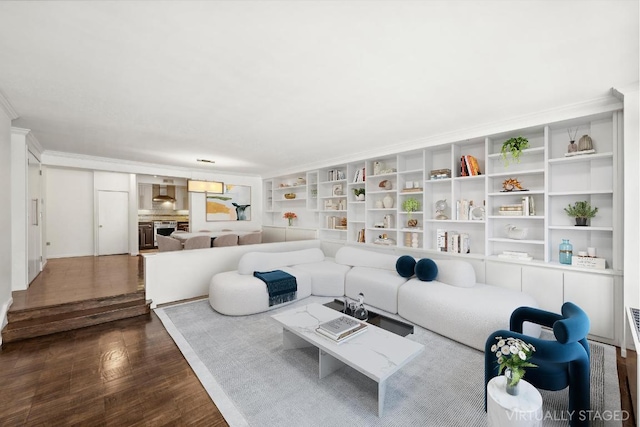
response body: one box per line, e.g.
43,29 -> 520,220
0,255 -> 635,426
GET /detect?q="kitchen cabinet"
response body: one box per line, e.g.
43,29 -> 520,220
138,222 -> 154,249
138,184 -> 153,210
175,186 -> 189,210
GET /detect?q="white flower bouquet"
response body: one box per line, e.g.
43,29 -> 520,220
491,336 -> 537,387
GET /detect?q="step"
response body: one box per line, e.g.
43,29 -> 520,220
7,290 -> 146,323
1,299 -> 151,344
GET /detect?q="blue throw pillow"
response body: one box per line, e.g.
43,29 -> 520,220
415,258 -> 438,281
395,255 -> 416,278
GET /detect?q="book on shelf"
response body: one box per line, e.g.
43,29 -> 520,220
316,316 -> 368,342
357,228 -> 366,243
564,149 -> 596,157
352,167 -> 366,183
437,229 -> 447,252
460,155 -> 481,177
430,169 -> 451,180
498,251 -> 533,261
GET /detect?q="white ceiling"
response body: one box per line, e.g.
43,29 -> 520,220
0,1 -> 637,177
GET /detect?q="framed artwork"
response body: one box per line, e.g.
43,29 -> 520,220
332,184 -> 343,196
206,184 -> 252,221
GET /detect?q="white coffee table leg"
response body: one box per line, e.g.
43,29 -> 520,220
282,329 -> 313,350
319,349 -> 346,379
378,379 -> 387,417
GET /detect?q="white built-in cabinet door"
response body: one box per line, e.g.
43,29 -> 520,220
522,266 -> 564,313
485,261 -> 522,292
138,184 -> 153,210
175,186 -> 188,210
564,272 -> 614,339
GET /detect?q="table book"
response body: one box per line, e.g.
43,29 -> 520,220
316,316 -> 368,343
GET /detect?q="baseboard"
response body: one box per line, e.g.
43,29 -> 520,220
0,296 -> 14,346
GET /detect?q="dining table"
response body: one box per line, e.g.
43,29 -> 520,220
169,230 -> 255,244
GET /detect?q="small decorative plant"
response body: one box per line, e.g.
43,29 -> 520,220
402,197 -> 420,227
353,188 -> 365,200
564,201 -> 598,226
491,336 -> 537,393
501,136 -> 530,166
283,211 -> 297,226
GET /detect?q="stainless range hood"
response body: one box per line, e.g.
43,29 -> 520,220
152,185 -> 176,203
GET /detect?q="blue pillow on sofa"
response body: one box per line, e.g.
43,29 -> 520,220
415,258 -> 438,281
395,255 -> 416,278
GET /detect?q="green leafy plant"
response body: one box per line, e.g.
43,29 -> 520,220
491,336 -> 537,387
353,188 -> 365,197
402,198 -> 420,218
501,136 -> 530,166
564,201 -> 598,219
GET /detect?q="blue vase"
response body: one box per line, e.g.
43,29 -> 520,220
559,239 -> 573,265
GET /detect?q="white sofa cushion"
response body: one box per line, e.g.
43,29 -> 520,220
344,267 -> 408,314
335,246 -> 398,271
434,260 -> 476,288
237,248 -> 325,275
398,279 -> 540,351
290,259 -> 351,296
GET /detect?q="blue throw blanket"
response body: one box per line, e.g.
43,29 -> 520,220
253,270 -> 298,307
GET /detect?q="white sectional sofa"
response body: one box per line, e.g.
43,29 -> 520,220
209,248 -> 347,315
397,260 -> 540,351
208,245 -> 540,351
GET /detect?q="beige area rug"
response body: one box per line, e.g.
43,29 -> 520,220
156,296 -> 624,427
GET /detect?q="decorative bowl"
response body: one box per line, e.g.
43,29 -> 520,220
284,193 -> 296,199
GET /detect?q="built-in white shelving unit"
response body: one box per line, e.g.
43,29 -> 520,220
262,107 -> 625,343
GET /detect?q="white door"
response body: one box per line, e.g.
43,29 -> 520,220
98,191 -> 129,255
27,151 -> 42,283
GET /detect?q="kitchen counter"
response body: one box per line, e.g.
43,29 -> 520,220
138,215 -> 189,222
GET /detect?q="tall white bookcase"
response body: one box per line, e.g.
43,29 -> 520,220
262,108 -> 624,343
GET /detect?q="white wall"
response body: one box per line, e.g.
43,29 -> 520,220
45,168 -> 94,258
0,100 -> 13,332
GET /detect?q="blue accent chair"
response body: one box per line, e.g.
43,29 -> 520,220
484,302 -> 591,427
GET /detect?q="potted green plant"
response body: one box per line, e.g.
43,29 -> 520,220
353,187 -> 365,201
402,197 -> 420,227
501,136 -> 530,166
564,201 -> 598,226
491,336 -> 537,395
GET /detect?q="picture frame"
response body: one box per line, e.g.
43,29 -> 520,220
206,184 -> 252,221
332,184 -> 343,196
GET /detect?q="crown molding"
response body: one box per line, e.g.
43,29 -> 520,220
0,87 -> 18,120
266,94 -> 623,178
611,82 -> 640,100
41,150 -> 261,179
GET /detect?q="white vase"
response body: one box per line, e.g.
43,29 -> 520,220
383,195 -> 394,208
356,194 -> 365,201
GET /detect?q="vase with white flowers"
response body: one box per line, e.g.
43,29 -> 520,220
283,212 -> 297,226
491,336 -> 537,396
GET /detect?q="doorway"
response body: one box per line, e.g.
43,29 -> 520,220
27,150 -> 41,284
97,190 -> 129,255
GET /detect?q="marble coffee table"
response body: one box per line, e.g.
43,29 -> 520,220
271,303 -> 424,416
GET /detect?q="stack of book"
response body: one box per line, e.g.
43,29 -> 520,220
497,251 -> 533,261
430,169 -> 451,180
316,316 -> 368,343
499,204 -> 524,216
356,229 -> 365,243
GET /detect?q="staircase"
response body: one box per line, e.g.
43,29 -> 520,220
1,291 -> 151,344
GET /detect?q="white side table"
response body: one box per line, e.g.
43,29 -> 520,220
487,376 -> 543,427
